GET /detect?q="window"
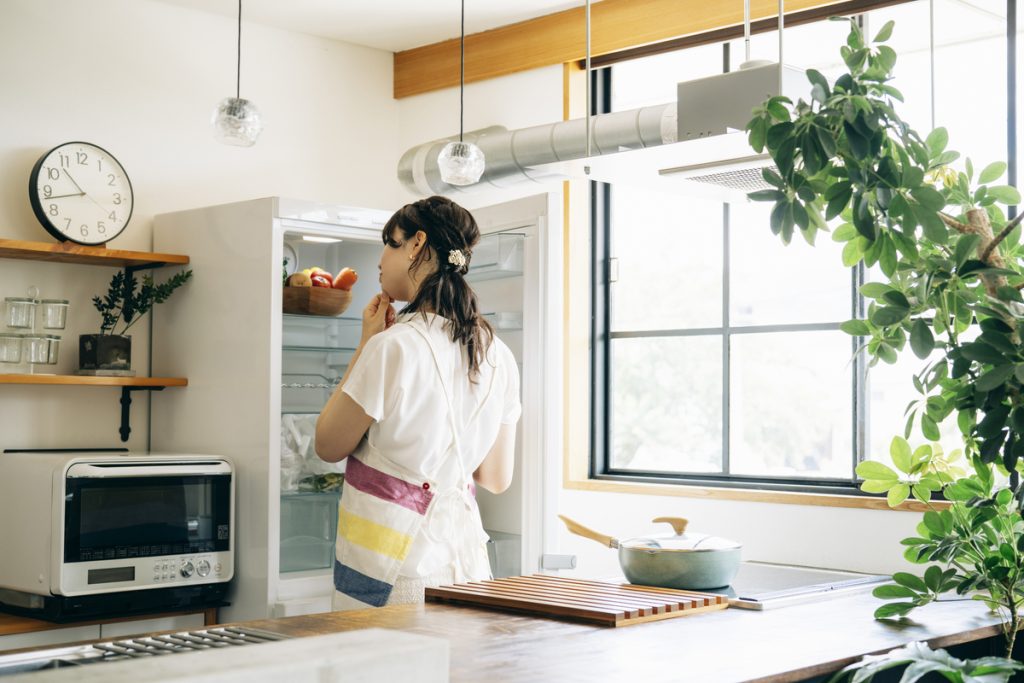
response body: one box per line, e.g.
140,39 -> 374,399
592,0 -> 1012,493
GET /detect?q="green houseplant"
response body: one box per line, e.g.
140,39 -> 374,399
745,16 -> 1024,672
79,268 -> 192,373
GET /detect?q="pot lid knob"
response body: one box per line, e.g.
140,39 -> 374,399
652,516 -> 688,536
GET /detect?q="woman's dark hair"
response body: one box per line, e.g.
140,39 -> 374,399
383,195 -> 494,380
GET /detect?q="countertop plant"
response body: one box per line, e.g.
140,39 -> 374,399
746,16 -> 1024,669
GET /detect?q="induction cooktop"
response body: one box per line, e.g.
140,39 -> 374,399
705,561 -> 890,610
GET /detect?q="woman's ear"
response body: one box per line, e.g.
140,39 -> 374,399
410,230 -> 429,258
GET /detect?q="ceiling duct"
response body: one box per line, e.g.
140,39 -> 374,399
398,2 -> 806,197
397,103 -> 678,195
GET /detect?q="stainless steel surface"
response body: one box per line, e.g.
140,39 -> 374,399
0,627 -> 289,677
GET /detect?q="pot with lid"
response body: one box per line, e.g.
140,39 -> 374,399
559,515 -> 742,590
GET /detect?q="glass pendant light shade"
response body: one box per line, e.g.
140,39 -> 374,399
213,97 -> 263,147
438,140 -> 485,185
214,0 -> 261,146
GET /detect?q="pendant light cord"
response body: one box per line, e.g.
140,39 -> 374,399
459,0 -> 465,143
236,0 -> 242,100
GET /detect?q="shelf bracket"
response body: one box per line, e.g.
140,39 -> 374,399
119,386 -> 166,442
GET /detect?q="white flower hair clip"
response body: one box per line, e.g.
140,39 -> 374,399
448,249 -> 467,269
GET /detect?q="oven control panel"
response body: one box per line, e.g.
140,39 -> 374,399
151,555 -> 226,584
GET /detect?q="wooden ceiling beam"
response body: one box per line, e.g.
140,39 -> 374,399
393,0 -> 846,99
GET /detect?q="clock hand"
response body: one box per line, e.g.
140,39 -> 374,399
82,193 -> 115,218
63,169 -> 86,195
45,192 -> 86,200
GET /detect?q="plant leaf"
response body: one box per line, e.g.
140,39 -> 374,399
979,161 -> 1007,184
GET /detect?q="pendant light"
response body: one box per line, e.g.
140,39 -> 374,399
212,0 -> 263,146
437,0 -> 485,185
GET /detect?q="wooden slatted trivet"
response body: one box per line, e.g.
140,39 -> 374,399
425,574 -> 729,627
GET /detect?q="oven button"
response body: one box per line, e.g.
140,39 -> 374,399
196,559 -> 211,577
180,560 -> 195,578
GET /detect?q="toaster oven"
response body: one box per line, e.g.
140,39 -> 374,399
0,451 -> 234,621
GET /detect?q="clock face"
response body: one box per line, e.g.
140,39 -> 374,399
28,141 -> 134,246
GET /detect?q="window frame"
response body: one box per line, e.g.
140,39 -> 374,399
589,3 -> 1019,494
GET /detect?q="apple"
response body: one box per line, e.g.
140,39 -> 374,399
310,274 -> 332,288
333,267 -> 358,291
286,273 -> 312,287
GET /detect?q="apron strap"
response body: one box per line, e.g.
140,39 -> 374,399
402,320 -> 469,481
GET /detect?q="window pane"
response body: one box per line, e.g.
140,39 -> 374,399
730,331 -> 853,478
610,187 -> 723,331
612,42 -> 723,111
610,336 -> 723,472
729,202 -> 850,327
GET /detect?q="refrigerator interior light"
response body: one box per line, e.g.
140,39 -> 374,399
301,235 -> 342,244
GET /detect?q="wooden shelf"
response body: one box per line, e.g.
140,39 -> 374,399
0,375 -> 187,387
0,239 -> 189,268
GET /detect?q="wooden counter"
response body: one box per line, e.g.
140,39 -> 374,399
0,608 -> 218,637
0,593 -> 1010,682
239,592 -> 1008,683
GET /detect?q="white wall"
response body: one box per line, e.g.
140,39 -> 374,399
397,64 -> 922,577
0,0 -> 400,450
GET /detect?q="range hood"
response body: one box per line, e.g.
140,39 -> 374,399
397,61 -> 809,199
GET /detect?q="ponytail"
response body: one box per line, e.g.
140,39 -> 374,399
382,196 -> 494,381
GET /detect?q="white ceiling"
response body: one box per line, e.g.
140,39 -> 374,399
153,0 -> 585,52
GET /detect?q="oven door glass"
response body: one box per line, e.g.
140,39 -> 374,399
64,475 -> 231,562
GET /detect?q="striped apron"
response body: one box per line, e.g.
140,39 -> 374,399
331,321 -> 491,609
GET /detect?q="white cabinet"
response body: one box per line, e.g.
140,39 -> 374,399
151,195 -> 562,622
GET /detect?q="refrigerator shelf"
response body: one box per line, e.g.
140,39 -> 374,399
483,311 -> 523,331
466,233 -> 524,282
283,345 -> 357,354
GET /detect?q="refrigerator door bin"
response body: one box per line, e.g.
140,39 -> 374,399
280,491 -> 341,573
467,233 -> 524,281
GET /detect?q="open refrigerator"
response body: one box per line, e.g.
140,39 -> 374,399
150,194 -> 562,622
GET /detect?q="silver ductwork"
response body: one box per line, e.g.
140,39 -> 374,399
398,62 -> 807,195
397,103 -> 678,195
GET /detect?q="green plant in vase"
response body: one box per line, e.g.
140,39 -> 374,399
79,268 -> 192,372
745,16 -> 1024,675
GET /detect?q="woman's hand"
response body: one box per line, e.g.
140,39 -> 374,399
360,292 -> 396,344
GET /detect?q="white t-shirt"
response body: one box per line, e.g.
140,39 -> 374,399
342,312 -> 521,575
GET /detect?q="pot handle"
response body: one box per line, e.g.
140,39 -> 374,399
557,515 -> 619,549
652,517 -> 688,536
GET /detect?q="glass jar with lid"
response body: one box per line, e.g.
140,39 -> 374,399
0,333 -> 23,363
40,300 -> 69,329
23,334 -> 49,365
44,334 -> 61,364
5,298 -> 36,329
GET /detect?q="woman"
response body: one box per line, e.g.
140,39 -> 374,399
315,195 -> 521,609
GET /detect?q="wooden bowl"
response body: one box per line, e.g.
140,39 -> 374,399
283,287 -> 352,316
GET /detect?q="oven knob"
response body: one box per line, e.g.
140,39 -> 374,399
180,560 -> 195,578
196,559 -> 211,577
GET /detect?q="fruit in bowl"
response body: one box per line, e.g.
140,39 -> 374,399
283,265 -> 356,315
334,268 -> 358,291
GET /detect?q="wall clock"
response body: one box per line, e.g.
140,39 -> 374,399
28,141 -> 134,246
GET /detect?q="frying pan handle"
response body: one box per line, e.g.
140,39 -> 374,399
558,515 -> 619,549
652,516 -> 689,536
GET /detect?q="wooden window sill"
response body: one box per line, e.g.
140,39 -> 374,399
564,476 -> 948,512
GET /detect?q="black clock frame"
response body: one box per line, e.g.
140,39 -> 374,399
28,141 -> 134,246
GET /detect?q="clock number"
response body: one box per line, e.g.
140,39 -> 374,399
97,221 -> 106,234
48,204 -> 59,216
96,158 -> 102,172
76,151 -> 88,165
108,211 -> 117,221
47,167 -> 59,181
80,225 -> 89,237
107,173 -> 117,186
64,218 -> 72,230
43,185 -> 52,198
58,154 -> 69,168
113,192 -> 122,205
